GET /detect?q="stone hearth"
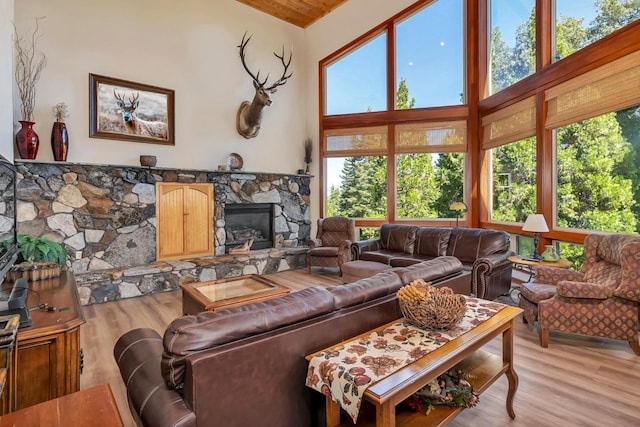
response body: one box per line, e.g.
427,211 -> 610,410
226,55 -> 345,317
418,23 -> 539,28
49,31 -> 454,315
15,161 -> 312,305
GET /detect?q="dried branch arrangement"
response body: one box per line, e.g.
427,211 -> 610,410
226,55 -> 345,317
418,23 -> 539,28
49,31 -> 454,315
14,17 -> 47,122
304,138 -> 312,164
52,102 -> 68,121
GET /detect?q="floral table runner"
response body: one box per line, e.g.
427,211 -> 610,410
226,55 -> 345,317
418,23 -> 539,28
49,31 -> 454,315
305,297 -> 507,423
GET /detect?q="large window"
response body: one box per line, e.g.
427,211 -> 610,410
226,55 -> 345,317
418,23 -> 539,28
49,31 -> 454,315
395,121 -> 466,219
321,0 -> 468,225
395,0 -> 464,107
490,137 -> 536,223
325,33 -> 387,115
555,109 -> 638,233
489,0 -> 536,94
546,50 -> 640,234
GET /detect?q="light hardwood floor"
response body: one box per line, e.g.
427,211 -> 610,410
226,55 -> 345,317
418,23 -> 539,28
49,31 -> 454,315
80,269 -> 640,427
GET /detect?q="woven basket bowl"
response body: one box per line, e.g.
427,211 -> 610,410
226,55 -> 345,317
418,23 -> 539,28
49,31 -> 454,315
399,293 -> 467,330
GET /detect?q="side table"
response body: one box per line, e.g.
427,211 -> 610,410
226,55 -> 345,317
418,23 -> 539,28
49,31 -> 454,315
0,383 -> 123,426
507,255 -> 572,303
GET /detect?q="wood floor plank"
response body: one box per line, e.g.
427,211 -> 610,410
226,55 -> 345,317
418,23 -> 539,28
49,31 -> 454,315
80,268 -> 640,427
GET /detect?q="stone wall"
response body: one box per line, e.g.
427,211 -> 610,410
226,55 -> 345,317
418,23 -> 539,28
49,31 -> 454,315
15,161 -> 312,304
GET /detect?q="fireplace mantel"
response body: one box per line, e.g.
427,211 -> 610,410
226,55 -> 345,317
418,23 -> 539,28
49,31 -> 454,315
14,160 -> 312,304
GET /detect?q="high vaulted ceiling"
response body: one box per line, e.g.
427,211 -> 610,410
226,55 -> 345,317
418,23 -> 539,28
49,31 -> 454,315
236,0 -> 349,28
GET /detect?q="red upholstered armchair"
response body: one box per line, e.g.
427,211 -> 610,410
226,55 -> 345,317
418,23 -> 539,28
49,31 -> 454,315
523,233 -> 640,355
307,217 -> 356,275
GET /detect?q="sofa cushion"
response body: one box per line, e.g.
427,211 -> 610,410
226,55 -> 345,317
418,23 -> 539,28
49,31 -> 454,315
388,255 -> 434,267
161,286 -> 335,390
360,250 -> 405,264
446,228 -> 509,264
329,271 -> 403,309
341,260 -> 393,283
414,228 -> 452,258
392,256 -> 463,284
380,224 -> 417,253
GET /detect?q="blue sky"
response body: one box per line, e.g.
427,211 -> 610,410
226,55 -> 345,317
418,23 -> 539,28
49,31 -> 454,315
325,0 -> 600,193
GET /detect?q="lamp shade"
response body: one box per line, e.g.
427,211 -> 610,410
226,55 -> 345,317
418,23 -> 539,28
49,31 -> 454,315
449,201 -> 467,212
522,214 -> 549,233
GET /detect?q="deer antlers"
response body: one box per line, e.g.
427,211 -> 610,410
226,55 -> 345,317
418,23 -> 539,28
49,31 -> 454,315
113,90 -> 139,106
238,31 -> 292,91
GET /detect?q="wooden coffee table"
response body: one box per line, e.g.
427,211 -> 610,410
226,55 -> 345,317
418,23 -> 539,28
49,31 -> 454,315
181,274 -> 290,314
307,305 -> 523,427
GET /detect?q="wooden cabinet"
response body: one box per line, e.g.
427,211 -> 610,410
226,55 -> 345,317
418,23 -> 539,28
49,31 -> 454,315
1,271 -> 85,412
156,182 -> 214,260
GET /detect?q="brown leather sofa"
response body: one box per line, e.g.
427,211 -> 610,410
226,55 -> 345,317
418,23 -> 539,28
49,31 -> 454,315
351,225 -> 513,301
114,257 -> 468,427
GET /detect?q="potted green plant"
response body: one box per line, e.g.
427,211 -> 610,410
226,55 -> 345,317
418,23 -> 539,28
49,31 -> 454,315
2,234 -> 67,281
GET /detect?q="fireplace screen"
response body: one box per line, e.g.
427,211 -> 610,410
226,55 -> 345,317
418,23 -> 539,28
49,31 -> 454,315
224,203 -> 274,251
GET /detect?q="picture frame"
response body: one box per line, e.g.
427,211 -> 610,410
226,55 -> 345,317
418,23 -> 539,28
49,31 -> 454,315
89,73 -> 175,145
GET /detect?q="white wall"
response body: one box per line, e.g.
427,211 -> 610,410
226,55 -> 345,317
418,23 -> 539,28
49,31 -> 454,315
13,0 -> 305,173
8,0 -> 418,234
0,0 -> 14,160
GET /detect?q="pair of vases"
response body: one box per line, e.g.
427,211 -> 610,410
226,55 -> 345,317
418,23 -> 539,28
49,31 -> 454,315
15,120 -> 69,161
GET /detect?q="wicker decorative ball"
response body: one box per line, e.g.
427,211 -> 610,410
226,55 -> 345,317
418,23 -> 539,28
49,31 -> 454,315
397,279 -> 467,330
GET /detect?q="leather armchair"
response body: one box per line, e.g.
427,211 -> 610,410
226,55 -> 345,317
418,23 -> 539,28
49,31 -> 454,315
307,217 -> 356,275
521,233 -> 640,355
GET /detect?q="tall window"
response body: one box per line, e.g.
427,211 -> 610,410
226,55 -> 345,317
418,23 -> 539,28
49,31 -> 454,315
325,33 -> 387,115
489,137 -> 536,223
555,110 -> 638,233
325,127 -> 388,220
395,121 -> 466,219
489,0 -> 536,94
546,50 -> 640,234
482,96 -> 537,223
395,0 -> 464,107
322,0 -> 467,224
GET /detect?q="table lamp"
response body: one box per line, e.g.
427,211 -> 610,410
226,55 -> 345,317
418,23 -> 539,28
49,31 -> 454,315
522,213 -> 549,260
449,201 -> 467,228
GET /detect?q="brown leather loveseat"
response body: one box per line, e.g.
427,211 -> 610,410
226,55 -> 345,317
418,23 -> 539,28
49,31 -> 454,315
114,257 -> 467,427
351,225 -> 513,300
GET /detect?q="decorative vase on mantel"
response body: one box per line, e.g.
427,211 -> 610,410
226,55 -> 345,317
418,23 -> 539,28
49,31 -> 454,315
51,121 -> 69,161
15,120 -> 40,160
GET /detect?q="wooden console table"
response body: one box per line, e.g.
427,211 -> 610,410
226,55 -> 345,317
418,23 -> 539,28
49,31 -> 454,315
307,305 -> 522,427
1,271 -> 85,413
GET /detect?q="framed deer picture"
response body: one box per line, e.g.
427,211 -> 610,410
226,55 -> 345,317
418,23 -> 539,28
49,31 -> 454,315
89,74 -> 175,145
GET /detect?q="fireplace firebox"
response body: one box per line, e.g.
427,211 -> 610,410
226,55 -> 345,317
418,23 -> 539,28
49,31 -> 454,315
224,203 -> 275,251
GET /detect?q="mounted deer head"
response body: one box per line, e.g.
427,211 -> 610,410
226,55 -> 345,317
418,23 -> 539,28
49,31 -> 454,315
236,32 -> 292,139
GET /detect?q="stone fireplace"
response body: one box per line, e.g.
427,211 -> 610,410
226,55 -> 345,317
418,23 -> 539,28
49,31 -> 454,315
15,161 -> 312,305
224,203 -> 274,251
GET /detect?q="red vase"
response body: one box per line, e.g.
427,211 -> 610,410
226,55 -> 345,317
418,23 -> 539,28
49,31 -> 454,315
15,120 -> 40,160
51,121 -> 69,161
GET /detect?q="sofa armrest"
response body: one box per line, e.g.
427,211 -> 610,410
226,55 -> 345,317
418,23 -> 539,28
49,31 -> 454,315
351,239 -> 382,260
114,328 -> 195,427
557,280 -> 612,299
471,251 -> 513,299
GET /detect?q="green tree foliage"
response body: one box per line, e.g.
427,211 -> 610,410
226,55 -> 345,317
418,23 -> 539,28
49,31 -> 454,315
433,153 -> 464,216
588,0 -> 640,42
556,115 -> 636,232
491,137 -> 536,223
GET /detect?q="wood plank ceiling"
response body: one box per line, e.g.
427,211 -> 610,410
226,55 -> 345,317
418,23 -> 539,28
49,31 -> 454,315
236,0 -> 349,28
